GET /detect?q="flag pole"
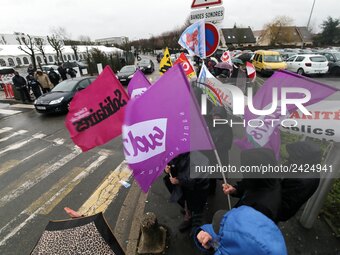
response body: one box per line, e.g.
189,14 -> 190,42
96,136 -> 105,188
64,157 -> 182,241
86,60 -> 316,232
213,149 -> 232,210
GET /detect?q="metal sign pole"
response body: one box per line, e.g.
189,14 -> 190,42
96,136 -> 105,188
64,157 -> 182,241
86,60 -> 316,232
299,142 -> 340,229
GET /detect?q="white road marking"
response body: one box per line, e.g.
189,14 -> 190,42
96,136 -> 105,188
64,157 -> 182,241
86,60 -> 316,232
0,133 -> 46,156
10,104 -> 35,109
0,147 -> 82,207
0,127 -> 13,134
0,109 -> 21,115
0,153 -> 109,246
52,138 -> 65,145
0,130 -> 28,143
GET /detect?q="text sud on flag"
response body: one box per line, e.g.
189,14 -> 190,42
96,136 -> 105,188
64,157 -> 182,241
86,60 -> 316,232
65,66 -> 129,152
122,64 -> 215,192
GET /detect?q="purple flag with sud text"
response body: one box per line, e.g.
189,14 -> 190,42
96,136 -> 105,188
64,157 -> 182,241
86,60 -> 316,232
236,70 -> 337,159
122,64 -> 215,192
127,69 -> 151,99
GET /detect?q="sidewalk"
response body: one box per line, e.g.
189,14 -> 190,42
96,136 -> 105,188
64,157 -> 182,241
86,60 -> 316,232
143,135 -> 340,255
0,89 -> 20,104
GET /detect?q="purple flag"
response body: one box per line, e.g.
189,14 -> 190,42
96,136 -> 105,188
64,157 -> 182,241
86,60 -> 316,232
122,64 -> 215,192
236,70 -> 337,159
127,69 -> 151,99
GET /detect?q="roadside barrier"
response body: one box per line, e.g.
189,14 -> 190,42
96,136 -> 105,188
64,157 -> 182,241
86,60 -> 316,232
3,84 -> 14,99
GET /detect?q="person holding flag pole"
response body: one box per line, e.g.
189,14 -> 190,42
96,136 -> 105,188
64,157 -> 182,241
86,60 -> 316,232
178,20 -> 234,210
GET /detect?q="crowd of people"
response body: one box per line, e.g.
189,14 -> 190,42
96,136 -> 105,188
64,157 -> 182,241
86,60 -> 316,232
53,56 -> 322,254
160,98 -> 322,254
11,63 -> 77,104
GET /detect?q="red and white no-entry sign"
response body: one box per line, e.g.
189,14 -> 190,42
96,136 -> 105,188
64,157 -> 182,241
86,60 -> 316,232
191,0 -> 223,9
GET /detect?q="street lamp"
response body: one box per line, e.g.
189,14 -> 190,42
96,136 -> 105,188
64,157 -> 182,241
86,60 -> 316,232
307,0 -> 316,30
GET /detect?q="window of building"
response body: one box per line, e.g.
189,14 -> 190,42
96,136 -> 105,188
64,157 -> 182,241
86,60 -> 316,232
63,55 -> 67,61
16,57 -> 22,66
48,56 -> 53,62
67,55 -> 71,60
23,57 -> 29,64
8,58 -> 15,66
79,54 -> 83,60
72,55 -> 75,60
54,55 -> 58,62
0,59 -> 6,66
36,56 -> 42,63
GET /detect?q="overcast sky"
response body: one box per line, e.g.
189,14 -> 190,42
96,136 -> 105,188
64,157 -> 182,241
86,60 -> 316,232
0,0 -> 339,41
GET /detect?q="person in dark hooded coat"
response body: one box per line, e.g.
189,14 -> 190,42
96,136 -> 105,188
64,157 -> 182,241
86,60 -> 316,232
277,141 -> 321,222
164,152 -> 210,233
223,148 -> 282,222
48,68 -> 60,87
223,142 -> 322,223
26,74 -> 42,99
57,64 -> 67,81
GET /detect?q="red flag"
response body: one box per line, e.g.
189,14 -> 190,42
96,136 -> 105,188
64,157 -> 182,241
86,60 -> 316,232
174,53 -> 196,78
246,61 -> 256,82
65,66 -> 129,152
221,50 -> 233,65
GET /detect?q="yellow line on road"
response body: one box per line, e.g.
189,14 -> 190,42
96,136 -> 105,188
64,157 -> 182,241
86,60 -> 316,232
0,163 -> 50,206
78,161 -> 132,216
27,167 -> 85,215
0,160 -> 20,178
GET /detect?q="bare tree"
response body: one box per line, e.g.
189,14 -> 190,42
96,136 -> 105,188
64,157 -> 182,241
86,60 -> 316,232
51,27 -> 71,40
47,35 -> 64,63
16,34 -> 37,69
70,43 -> 79,61
78,35 -> 92,45
34,38 -> 48,64
262,16 -> 294,46
0,35 -> 7,45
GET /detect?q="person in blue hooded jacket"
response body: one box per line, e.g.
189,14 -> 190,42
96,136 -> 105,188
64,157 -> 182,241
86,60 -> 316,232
195,206 -> 287,255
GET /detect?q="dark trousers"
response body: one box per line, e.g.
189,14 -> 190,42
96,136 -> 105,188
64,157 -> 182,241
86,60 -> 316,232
183,188 -> 209,227
31,85 -> 42,99
17,87 -> 31,102
41,87 -> 51,94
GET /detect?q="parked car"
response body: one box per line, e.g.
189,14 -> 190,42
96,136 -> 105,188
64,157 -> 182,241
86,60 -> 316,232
116,65 -> 137,85
318,52 -> 340,76
34,77 -> 95,114
62,61 -> 88,74
234,52 -> 255,62
286,54 -> 329,76
252,50 -> 287,76
137,59 -> 155,73
41,65 -> 59,75
281,52 -> 297,61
